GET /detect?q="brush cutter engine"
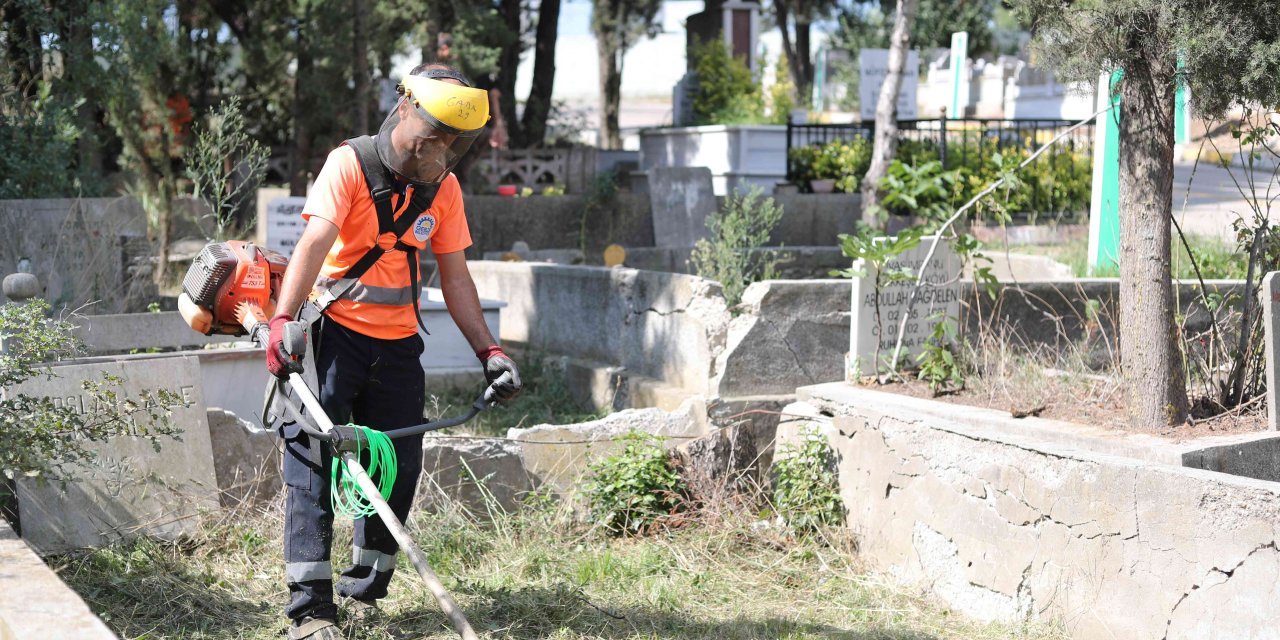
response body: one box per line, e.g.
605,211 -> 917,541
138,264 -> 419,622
178,240 -> 288,337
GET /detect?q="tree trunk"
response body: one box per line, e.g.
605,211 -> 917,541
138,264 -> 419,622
290,15 -> 313,197
496,0 -> 523,144
520,0 -> 561,147
794,18 -> 813,100
859,0 -> 917,227
1118,61 -> 1188,427
597,33 -> 622,149
352,0 -> 369,134
60,3 -> 102,178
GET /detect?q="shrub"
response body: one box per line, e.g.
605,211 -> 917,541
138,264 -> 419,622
916,317 -> 967,393
772,425 -> 845,534
691,186 -> 785,307
788,137 -> 872,193
186,97 -> 269,239
874,159 -> 959,224
0,300 -> 181,481
583,432 -> 686,535
0,82 -> 85,199
690,39 -> 765,125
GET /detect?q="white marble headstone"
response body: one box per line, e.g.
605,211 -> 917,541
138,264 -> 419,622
5,355 -> 219,553
847,236 -> 961,378
263,196 -> 307,257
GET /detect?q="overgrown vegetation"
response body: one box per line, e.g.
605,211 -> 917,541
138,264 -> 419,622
770,426 -> 846,534
0,300 -> 181,480
186,97 -> 269,240
54,485 -> 1067,639
690,187 -> 786,307
583,432 -> 687,535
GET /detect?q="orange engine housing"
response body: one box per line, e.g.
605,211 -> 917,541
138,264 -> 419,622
179,240 -> 288,335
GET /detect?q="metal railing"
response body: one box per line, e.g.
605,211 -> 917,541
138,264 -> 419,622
786,118 -> 1096,216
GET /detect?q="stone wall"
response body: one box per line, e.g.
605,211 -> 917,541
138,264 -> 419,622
470,262 -> 730,397
787,382 -> 1280,639
0,197 -> 152,312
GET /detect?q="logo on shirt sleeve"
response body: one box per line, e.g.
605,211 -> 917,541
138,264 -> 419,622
412,214 -> 437,241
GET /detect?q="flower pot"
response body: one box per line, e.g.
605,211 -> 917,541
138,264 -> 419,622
809,179 -> 835,194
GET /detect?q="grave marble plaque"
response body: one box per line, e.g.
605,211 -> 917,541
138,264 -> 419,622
263,196 -> 307,257
647,167 -> 717,248
5,355 -> 219,553
847,236 -> 961,378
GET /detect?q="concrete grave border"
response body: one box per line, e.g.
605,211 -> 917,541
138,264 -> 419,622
784,382 -> 1280,639
0,519 -> 114,639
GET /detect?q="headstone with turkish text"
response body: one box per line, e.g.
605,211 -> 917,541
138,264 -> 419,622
262,196 -> 307,257
846,236 -> 961,378
6,355 -> 219,553
858,49 -> 920,121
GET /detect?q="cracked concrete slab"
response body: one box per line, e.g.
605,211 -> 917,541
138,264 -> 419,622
791,382 -> 1280,639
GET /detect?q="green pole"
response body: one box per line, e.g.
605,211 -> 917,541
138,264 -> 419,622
949,32 -> 968,119
1174,53 -> 1191,145
1088,69 -> 1122,275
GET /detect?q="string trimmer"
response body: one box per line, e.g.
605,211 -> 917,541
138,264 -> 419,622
177,240 -> 499,640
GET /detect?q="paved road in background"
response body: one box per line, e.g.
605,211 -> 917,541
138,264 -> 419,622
1174,160 -> 1280,242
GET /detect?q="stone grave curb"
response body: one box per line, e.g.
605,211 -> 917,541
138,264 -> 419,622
789,382 -> 1280,638
0,519 -> 115,639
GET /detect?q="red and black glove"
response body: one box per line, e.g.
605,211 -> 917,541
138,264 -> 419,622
266,313 -> 304,379
477,345 -> 522,401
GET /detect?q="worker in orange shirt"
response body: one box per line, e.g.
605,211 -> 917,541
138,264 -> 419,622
265,62 -> 522,639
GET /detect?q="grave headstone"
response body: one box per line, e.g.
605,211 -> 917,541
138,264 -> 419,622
261,196 -> 308,257
647,167 -> 718,248
858,49 -> 920,121
1264,272 -> 1280,430
847,236 -> 961,378
5,355 -> 219,553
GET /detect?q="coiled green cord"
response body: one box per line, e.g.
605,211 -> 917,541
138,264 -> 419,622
330,425 -> 398,519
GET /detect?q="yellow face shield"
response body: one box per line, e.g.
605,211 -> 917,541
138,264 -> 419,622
374,70 -> 491,184
399,74 -> 490,134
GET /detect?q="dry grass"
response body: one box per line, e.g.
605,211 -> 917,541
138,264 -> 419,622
52,497 -> 1068,640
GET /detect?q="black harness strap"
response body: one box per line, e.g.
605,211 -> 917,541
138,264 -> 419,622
319,135 -> 440,336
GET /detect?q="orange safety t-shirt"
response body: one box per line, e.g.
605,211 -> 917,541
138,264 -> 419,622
301,145 -> 472,340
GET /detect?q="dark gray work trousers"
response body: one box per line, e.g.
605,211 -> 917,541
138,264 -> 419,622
280,317 -> 425,622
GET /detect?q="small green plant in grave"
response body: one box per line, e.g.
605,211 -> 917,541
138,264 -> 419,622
185,97 -> 269,240
691,186 -> 785,308
916,316 -> 966,394
771,425 -> 845,535
834,225 -> 925,375
582,432 -> 687,536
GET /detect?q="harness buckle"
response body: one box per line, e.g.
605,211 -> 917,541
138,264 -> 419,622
376,232 -> 399,250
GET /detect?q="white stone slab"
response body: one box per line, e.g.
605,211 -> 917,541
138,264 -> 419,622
847,236 -> 960,377
646,167 -> 717,248
263,196 -> 307,257
858,49 -> 920,121
6,355 -> 219,553
1264,271 -> 1280,430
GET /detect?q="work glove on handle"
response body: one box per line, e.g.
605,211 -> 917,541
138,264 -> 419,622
266,313 -> 304,379
477,346 -> 522,401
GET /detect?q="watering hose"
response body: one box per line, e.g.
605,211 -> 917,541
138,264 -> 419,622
331,425 -> 398,518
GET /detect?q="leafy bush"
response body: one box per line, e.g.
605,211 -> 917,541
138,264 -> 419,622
691,186 -> 785,307
583,432 -> 686,535
788,137 -> 872,193
766,50 -> 795,125
0,300 -> 181,481
874,159 -> 960,224
690,39 -> 765,125
771,425 -> 845,534
0,82 -> 87,199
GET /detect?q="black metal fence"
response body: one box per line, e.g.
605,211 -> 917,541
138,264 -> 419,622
786,118 -> 1096,216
